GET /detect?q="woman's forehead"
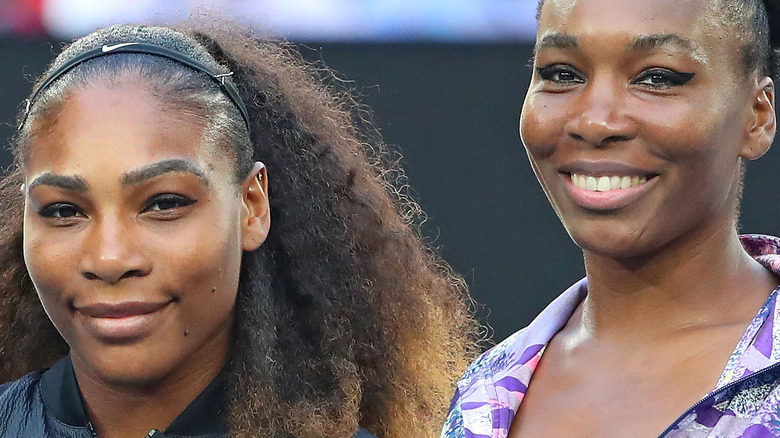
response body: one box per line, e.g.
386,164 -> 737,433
538,0 -> 718,38
25,83 -> 227,179
535,0 -> 746,66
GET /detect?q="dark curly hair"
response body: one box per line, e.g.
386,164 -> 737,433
536,0 -> 780,80
0,19 -> 480,437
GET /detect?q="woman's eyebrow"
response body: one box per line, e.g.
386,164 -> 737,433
629,34 -> 706,63
121,158 -> 211,186
28,174 -> 88,192
535,32 -> 705,63
535,33 -> 578,54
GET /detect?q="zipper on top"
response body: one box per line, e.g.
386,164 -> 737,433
657,361 -> 780,437
85,422 -> 163,438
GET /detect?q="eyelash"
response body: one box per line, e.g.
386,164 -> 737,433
535,64 -> 695,89
38,203 -> 82,219
633,68 -> 695,88
141,194 -> 197,213
536,64 -> 585,85
36,194 -> 197,222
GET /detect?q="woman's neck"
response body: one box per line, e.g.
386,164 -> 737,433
71,338 -> 228,438
579,226 -> 778,342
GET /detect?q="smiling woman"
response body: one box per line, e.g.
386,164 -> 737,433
0,18 -> 479,438
442,0 -> 780,437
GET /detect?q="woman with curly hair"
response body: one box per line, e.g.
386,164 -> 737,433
0,19 -> 478,438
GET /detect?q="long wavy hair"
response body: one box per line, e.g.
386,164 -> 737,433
0,19 -> 480,437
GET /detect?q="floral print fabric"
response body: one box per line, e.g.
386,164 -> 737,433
441,235 -> 780,438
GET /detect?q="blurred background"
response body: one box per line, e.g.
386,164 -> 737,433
1,0 -> 778,346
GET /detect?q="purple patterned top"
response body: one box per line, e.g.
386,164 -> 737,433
441,234 -> 780,438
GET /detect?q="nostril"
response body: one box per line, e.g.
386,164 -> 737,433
119,269 -> 147,281
569,130 -> 633,147
605,134 -> 633,144
81,268 -> 148,282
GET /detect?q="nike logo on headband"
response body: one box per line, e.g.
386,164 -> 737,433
101,42 -> 139,53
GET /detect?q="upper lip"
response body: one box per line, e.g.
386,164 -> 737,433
75,301 -> 171,318
559,160 -> 658,177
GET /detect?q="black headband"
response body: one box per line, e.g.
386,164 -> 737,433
19,42 -> 250,132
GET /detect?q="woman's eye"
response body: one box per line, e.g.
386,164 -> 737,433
142,194 -> 196,213
633,69 -> 695,89
536,64 -> 585,84
38,203 -> 82,219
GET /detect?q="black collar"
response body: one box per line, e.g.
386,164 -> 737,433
40,355 -> 229,436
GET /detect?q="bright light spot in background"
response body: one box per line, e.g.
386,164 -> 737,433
39,0 -> 538,41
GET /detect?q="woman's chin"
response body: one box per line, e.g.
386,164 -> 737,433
567,224 -> 663,263
72,347 -> 182,389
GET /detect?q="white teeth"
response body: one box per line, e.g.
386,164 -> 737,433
597,176 -> 610,192
571,173 -> 650,192
610,176 -> 621,190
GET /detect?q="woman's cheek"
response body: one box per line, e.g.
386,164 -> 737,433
520,96 -> 561,160
161,218 -> 242,296
24,230 -> 66,293
24,238 -> 76,340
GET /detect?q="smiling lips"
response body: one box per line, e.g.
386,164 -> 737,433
570,173 -> 648,192
564,172 -> 657,211
75,301 -> 172,344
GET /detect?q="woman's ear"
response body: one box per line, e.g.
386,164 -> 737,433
240,162 -> 270,251
741,76 -> 776,160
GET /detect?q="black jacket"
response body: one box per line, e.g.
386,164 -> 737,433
0,356 -> 376,438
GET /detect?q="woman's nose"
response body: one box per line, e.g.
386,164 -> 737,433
79,217 -> 151,284
564,80 -> 636,147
